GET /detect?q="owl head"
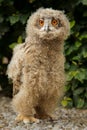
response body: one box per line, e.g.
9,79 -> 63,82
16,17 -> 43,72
26,8 -> 70,42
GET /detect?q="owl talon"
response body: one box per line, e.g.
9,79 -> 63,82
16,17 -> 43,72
15,114 -> 39,123
48,114 -> 57,121
23,117 -> 40,124
15,114 -> 23,122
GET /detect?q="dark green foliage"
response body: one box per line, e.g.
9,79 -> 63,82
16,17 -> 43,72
0,0 -> 87,108
62,0 -> 87,108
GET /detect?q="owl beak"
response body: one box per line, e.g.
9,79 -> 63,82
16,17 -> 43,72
44,25 -> 50,32
40,24 -> 50,32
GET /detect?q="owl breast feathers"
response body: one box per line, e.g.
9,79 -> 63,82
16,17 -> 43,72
7,8 -> 70,123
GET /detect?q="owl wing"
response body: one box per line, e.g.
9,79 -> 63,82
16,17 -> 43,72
7,43 -> 25,95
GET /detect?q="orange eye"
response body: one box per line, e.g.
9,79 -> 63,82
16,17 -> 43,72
39,19 -> 44,26
51,19 -> 58,26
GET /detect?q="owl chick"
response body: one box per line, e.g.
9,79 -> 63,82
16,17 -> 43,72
7,8 -> 70,123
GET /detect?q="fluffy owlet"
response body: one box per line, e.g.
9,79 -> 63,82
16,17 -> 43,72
7,8 -> 70,123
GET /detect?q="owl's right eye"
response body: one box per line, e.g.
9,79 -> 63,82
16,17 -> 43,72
39,19 -> 44,26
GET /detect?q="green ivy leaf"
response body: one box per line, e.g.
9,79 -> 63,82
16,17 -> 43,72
20,14 -> 29,24
17,36 -> 22,43
74,88 -> 84,95
72,55 -> 81,61
75,69 -> 86,82
69,70 -> 78,78
9,42 -> 17,49
61,97 -> 72,107
82,48 -> 87,58
77,98 -> 84,108
65,85 -> 71,91
79,34 -> 87,40
72,61 -> 77,65
61,100 -> 68,107
70,20 -> 75,29
9,14 -> 19,25
81,0 -> 87,5
75,41 -> 82,48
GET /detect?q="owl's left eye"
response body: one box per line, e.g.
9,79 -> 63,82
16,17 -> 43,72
51,19 -> 58,26
39,19 -> 44,26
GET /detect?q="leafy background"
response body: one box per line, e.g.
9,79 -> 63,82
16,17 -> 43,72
0,0 -> 87,108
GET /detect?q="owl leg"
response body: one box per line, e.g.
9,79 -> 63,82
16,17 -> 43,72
15,114 -> 39,123
12,89 -> 40,123
35,96 -> 58,120
35,106 -> 56,120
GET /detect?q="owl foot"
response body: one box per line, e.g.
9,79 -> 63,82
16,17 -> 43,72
35,113 -> 57,120
48,114 -> 57,121
15,114 -> 40,123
